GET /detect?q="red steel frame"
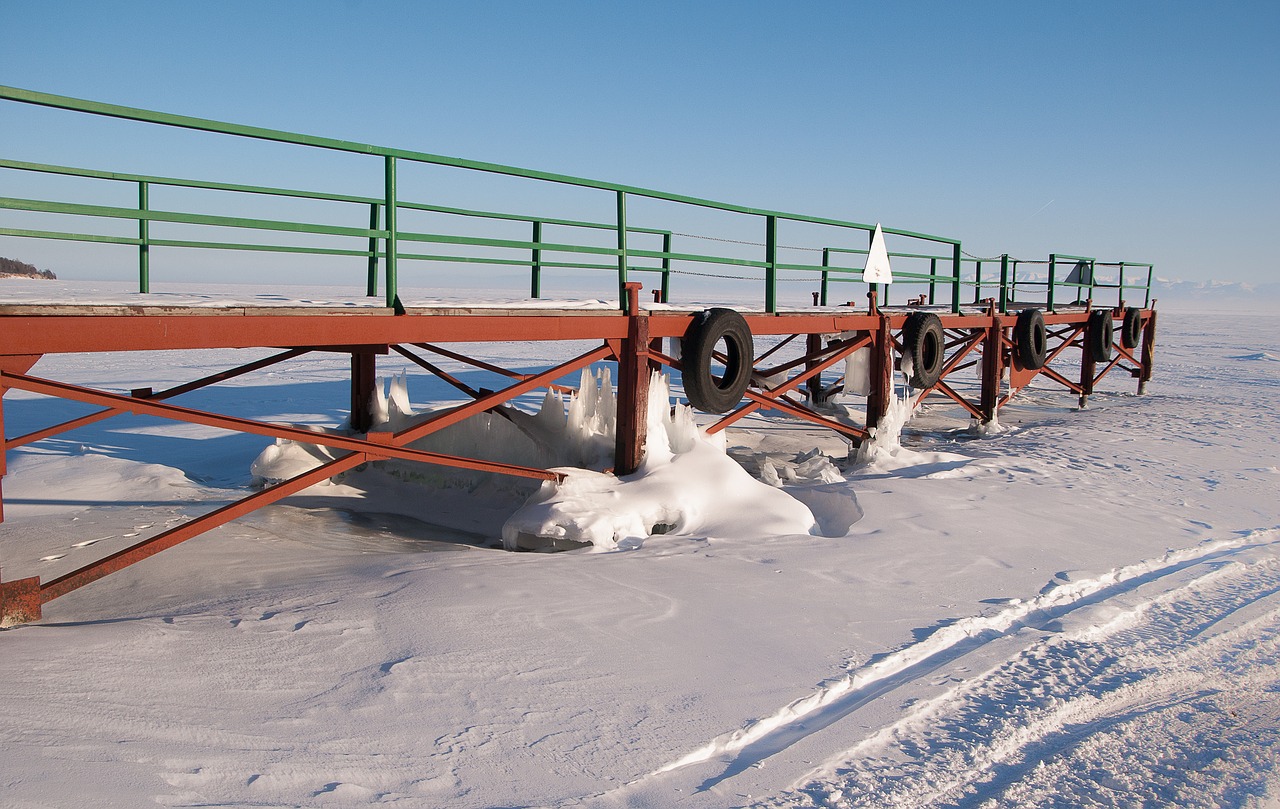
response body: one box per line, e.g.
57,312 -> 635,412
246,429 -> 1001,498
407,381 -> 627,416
0,284 -> 1156,624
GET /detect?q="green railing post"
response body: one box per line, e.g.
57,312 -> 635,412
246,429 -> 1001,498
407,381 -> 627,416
366,202 -> 380,297
615,191 -> 628,305
1047,253 -> 1057,312
1088,259 -> 1097,304
820,247 -> 830,306
951,242 -> 962,313
137,180 -> 149,293
973,260 -> 983,305
1118,262 -> 1126,305
999,254 -> 1009,313
928,257 -> 937,305
660,231 -> 671,303
383,156 -> 398,309
765,215 -> 778,313
1145,266 -> 1153,308
531,220 -> 542,298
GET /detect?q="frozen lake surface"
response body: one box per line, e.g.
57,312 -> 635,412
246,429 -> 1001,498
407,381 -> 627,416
1,280 -> 1278,807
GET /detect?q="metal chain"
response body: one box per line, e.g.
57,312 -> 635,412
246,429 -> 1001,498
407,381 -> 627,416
671,231 -> 824,253
668,268 -> 825,283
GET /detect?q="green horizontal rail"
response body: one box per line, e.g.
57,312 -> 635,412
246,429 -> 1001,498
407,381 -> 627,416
0,84 -> 1153,312
0,85 -> 948,240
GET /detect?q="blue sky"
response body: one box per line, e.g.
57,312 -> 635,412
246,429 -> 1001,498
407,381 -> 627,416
2,1 -> 1277,289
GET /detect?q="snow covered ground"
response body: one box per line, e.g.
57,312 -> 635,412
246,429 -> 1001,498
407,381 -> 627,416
1,281 -> 1278,808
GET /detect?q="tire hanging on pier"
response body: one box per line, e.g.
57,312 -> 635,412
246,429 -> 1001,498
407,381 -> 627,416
901,311 -> 945,389
1013,308 -> 1048,370
1121,306 -> 1143,349
682,308 -> 754,414
1087,309 -> 1115,363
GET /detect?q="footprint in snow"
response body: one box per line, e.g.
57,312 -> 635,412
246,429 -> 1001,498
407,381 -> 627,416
72,537 -> 111,548
40,554 -> 66,562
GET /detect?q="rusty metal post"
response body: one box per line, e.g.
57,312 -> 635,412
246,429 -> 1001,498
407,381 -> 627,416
805,333 -> 824,403
980,302 -> 1003,423
351,350 -> 378,432
1138,309 -> 1157,394
1079,325 -> 1097,408
866,313 -> 894,428
0,387 -> 6,524
613,282 -> 650,475
0,573 -> 42,626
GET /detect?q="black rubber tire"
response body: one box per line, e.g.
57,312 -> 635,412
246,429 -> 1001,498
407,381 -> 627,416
1087,309 -> 1114,363
1121,306 -> 1143,349
901,311 -> 945,389
1013,308 -> 1048,370
682,308 -> 754,414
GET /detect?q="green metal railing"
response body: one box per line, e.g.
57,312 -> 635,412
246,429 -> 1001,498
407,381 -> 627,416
0,85 -> 1151,313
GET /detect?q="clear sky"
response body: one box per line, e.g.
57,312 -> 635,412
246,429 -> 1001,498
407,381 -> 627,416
2,0 -> 1277,288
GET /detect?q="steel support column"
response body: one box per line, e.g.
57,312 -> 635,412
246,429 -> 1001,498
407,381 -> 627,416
614,282 -> 650,475
1139,310 -> 1157,395
981,306 -> 1004,423
805,333 -> 824,403
1079,331 -> 1097,408
867,314 -> 894,428
350,350 -> 378,432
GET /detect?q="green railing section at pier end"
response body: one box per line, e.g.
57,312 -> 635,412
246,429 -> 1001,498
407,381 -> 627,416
0,86 -> 1153,313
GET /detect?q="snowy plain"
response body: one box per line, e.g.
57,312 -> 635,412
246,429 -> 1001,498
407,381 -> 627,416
1,278 -> 1278,808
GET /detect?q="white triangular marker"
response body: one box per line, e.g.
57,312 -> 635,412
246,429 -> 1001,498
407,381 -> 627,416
1062,260 -> 1091,285
863,223 -> 893,284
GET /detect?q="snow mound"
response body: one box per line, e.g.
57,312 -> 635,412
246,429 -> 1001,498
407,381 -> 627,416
250,370 -> 823,552
502,373 -> 818,551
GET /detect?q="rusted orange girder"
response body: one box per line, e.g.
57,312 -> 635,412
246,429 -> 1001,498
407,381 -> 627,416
0,303 -> 1156,625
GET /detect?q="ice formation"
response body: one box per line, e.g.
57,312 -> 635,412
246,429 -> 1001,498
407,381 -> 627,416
250,368 -> 821,552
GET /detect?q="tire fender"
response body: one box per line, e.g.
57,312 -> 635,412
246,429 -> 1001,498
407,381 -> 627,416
901,312 -> 945,389
682,308 -> 754,414
1121,306 -> 1143,349
1087,309 -> 1114,363
1013,308 -> 1048,370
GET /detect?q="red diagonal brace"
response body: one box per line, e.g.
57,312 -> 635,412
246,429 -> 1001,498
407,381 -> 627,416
38,453 -> 369,604
389,345 -> 612,447
0,371 -> 558,481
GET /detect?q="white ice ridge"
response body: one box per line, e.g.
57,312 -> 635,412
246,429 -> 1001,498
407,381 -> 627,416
650,527 -> 1280,776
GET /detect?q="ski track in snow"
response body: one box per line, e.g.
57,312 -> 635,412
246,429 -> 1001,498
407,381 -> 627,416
618,529 -> 1280,808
